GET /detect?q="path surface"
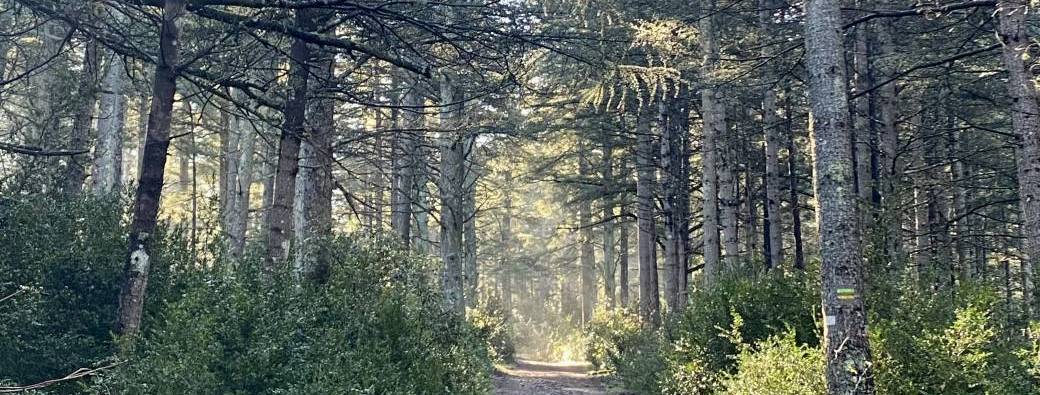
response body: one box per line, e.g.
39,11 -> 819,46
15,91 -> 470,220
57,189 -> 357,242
492,359 -> 608,395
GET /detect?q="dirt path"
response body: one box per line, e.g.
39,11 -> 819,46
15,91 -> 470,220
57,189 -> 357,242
492,359 -> 608,395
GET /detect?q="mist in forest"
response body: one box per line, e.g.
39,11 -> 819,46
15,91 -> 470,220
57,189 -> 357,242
2,1 -> 1040,394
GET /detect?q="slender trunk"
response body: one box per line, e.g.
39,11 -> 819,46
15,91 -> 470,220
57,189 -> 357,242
264,10 -> 314,271
439,71 -> 465,315
579,143 -> 597,323
115,0 -> 187,336
699,4 -> 722,283
391,81 -> 421,245
619,207 -> 630,307
294,53 -> 334,284
636,108 -> 660,325
64,38 -> 100,194
852,12 -> 873,204
463,139 -> 479,307
226,100 -> 257,259
602,140 -> 617,309
501,171 -> 513,318
912,112 -> 932,279
876,18 -> 903,268
786,94 -> 806,270
761,1 -> 784,267
998,0 -> 1038,317
804,0 -> 876,391
659,87 -> 690,312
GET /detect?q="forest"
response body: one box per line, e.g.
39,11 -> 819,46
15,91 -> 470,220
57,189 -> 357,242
1,0 -> 1040,394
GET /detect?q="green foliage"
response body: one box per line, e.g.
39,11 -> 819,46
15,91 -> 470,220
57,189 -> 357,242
870,282 -> 1038,394
93,236 -> 493,395
468,298 -> 516,363
0,195 -> 194,392
719,331 -> 825,395
584,308 -> 667,394
584,269 -> 819,394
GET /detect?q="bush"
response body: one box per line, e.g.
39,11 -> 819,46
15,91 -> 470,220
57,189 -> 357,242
719,330 -> 824,395
584,308 -> 668,394
871,283 -> 1038,394
92,236 -> 493,395
468,298 -> 516,363
0,195 -> 195,392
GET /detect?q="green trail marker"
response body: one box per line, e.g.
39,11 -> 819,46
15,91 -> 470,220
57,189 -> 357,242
836,288 -> 856,300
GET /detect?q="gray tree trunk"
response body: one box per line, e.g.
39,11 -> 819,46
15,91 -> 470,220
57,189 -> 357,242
265,10 -> 314,271
804,0 -> 876,391
115,0 -> 187,336
635,108 -> 659,325
293,54 -> 334,283
91,47 -> 129,195
64,38 -> 100,194
876,19 -> 904,268
659,89 -> 689,312
463,137 -> 479,307
618,207 -> 630,307
579,143 -> 597,323
699,3 -> 722,284
438,71 -> 466,315
760,0 -> 783,269
225,95 -> 258,259
391,80 -> 421,246
601,139 -> 617,309
998,0 -> 1038,317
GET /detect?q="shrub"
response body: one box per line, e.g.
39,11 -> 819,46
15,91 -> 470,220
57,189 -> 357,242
93,236 -> 493,395
584,308 -> 667,394
719,330 -> 824,395
0,195 -> 195,392
468,298 -> 516,363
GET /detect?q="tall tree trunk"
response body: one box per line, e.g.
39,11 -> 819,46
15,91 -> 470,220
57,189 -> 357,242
115,0 -> 187,336
264,10 -> 314,271
699,3 -> 722,284
636,108 -> 660,325
786,93 -> 806,270
439,71 -> 466,315
391,80 -> 421,246
761,0 -> 784,268
463,137 -> 479,307
91,47 -> 129,194
64,38 -> 100,194
293,52 -> 334,284
225,97 -> 258,259
876,18 -> 903,269
804,0 -> 876,391
619,207 -> 630,307
601,139 -> 617,309
579,142 -> 597,323
659,87 -> 690,312
501,170 -> 513,318
851,10 -> 873,204
997,0 -> 1038,317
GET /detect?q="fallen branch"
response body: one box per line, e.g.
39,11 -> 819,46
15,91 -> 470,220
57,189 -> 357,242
0,361 -> 124,393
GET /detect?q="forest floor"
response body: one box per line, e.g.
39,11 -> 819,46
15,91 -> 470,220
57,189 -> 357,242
492,359 -> 613,394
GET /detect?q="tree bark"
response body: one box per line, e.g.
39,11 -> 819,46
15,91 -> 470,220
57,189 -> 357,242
761,0 -> 784,269
115,0 -> 187,337
463,136 -> 479,307
391,80 -> 421,246
293,52 -> 334,284
636,108 -> 660,325
225,94 -> 258,259
619,207 -> 630,307
264,9 -> 314,272
786,93 -> 806,270
699,3 -> 722,284
601,138 -> 617,309
659,87 -> 690,312
804,0 -> 876,391
579,142 -> 597,323
997,0 -> 1038,317
439,71 -> 466,315
876,18 -> 904,269
90,47 -> 129,195
64,38 -> 100,194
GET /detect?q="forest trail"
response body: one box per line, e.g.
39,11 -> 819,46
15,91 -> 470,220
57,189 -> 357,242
492,359 -> 609,395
